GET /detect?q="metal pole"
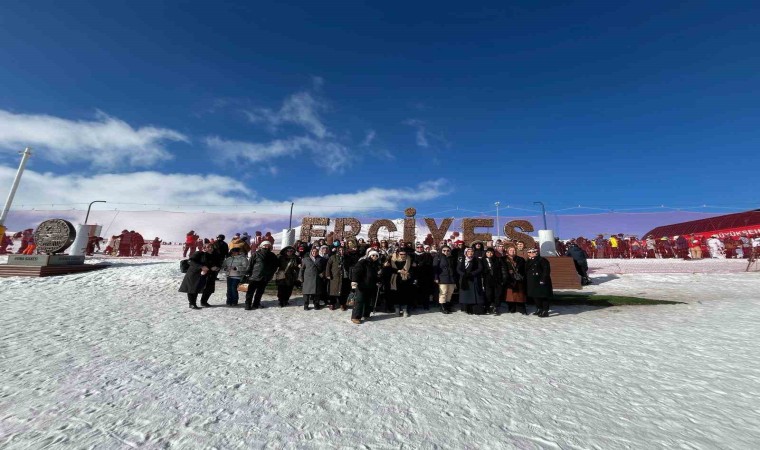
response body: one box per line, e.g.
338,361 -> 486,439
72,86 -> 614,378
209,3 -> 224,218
0,147 -> 32,227
534,201 -> 547,230
288,202 -> 294,229
84,200 -> 107,224
495,201 -> 500,239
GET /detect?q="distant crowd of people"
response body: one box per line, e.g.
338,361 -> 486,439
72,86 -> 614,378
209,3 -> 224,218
565,233 -> 760,260
179,232 -> 556,323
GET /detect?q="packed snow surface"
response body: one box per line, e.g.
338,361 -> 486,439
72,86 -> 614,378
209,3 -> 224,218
1,248 -> 759,449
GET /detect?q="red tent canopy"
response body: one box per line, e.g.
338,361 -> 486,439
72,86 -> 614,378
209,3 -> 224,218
644,210 -> 760,239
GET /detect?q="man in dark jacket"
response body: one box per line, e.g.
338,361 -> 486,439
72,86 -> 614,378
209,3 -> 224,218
432,245 -> 457,314
213,234 -> 229,258
350,250 -> 382,324
526,248 -> 553,317
244,240 -> 279,310
566,241 -> 591,285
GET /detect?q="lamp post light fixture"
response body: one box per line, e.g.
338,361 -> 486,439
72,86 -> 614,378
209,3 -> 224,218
84,200 -> 107,224
494,201 -> 500,239
533,201 -> 547,230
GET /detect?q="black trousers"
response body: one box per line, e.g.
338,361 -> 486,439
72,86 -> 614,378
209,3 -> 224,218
573,260 -> 589,280
187,293 -> 198,306
507,302 -> 527,314
277,284 -> 294,305
483,283 -> 500,310
351,289 -> 375,320
245,280 -> 268,308
532,297 -> 550,312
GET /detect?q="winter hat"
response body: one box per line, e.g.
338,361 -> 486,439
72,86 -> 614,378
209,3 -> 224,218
259,241 -> 272,247
367,250 -> 380,258
217,234 -> 225,240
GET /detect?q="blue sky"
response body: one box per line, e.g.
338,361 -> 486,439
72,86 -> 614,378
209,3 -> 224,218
1,0 -> 759,225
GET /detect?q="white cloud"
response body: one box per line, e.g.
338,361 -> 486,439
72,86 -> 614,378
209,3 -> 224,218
205,135 -> 353,173
404,119 -> 429,148
244,91 -> 329,139
0,109 -> 188,169
361,130 -> 376,147
0,167 -> 451,239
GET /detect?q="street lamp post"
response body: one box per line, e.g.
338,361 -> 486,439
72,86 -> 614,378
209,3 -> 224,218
289,202 -> 295,230
84,200 -> 107,224
494,201 -> 500,239
0,147 -> 32,229
533,201 -> 547,230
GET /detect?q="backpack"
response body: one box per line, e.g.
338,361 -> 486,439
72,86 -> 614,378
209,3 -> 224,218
180,259 -> 190,273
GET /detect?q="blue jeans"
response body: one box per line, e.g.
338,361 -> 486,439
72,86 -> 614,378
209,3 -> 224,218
227,277 -> 242,305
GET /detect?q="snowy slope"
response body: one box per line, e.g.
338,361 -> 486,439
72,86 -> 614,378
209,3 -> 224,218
1,249 -> 759,448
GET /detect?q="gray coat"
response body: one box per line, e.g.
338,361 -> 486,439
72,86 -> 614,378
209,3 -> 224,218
299,255 -> 327,295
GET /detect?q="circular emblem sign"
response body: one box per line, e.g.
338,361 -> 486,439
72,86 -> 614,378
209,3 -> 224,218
33,219 -> 76,254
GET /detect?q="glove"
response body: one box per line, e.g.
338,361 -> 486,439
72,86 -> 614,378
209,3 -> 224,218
351,282 -> 358,289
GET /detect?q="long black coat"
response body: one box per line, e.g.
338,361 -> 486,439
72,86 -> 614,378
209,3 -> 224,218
457,257 -> 482,305
526,256 -> 553,298
481,257 -> 505,289
179,250 -> 214,294
351,258 -> 381,292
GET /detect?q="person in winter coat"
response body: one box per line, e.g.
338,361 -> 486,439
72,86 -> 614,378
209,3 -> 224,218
566,242 -> 591,285
526,248 -> 553,317
433,245 -> 457,314
481,247 -> 505,315
131,232 -> 145,257
0,233 -> 11,254
350,250 -> 382,324
212,234 -> 229,258
222,247 -> 249,306
325,246 -> 352,310
472,241 -> 486,259
183,231 -> 196,258
299,246 -> 327,310
457,247 -> 483,314
178,242 -> 218,309
413,243 -> 435,310
273,246 -> 300,307
503,246 -> 527,314
244,240 -> 279,310
388,248 -> 415,317
151,237 -> 161,256
118,230 -> 132,256
229,234 -> 251,255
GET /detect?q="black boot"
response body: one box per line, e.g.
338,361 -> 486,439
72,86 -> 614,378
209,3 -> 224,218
303,296 -> 310,310
189,302 -> 201,310
440,304 -> 450,314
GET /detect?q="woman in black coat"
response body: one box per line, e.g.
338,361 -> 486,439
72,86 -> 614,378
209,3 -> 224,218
525,248 -> 553,317
178,242 -> 218,309
457,247 -> 483,314
481,247 -> 504,315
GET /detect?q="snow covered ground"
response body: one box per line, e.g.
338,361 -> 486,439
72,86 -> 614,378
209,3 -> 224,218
1,247 -> 760,448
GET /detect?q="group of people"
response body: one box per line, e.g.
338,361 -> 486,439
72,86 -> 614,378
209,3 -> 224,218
101,231 -> 162,257
182,230 -> 275,258
179,233 -> 556,324
568,233 -> 760,260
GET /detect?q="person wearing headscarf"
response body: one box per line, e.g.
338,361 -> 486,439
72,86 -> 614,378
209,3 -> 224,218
457,247 -> 483,314
299,246 -> 327,310
274,246 -> 300,307
503,246 -> 527,314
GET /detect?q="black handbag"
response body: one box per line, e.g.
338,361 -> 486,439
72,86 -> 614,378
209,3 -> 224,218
180,259 -> 190,273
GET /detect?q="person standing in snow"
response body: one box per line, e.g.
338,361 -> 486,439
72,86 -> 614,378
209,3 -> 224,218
179,242 -> 218,310
566,241 -> 591,285
350,250 -> 382,324
526,248 -> 553,317
222,247 -> 249,306
151,237 -> 161,256
274,246 -> 300,307
433,245 -> 457,314
244,241 -> 279,310
299,246 -> 327,310
457,247 -> 483,315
